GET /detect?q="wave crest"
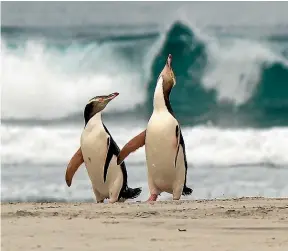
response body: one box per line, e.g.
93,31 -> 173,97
1,39 -> 146,120
146,21 -> 288,126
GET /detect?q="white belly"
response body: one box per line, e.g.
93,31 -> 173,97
80,122 -> 123,199
145,111 -> 186,194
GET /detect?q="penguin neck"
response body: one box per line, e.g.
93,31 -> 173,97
153,76 -> 173,115
85,112 -> 103,128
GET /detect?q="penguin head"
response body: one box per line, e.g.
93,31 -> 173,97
84,92 -> 119,124
165,54 -> 176,86
159,54 -> 176,99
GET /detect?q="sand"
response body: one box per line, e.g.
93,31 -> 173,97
1,197 -> 288,251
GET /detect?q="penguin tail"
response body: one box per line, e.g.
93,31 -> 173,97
121,187 -> 142,200
182,185 -> 193,196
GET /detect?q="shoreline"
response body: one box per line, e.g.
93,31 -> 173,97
2,197 -> 288,251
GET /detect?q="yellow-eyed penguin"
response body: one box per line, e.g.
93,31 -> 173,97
117,54 -> 193,201
65,92 -> 142,203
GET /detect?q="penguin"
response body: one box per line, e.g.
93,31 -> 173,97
117,54 -> 193,202
65,92 -> 142,203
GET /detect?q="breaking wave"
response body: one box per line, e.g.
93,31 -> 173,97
2,20 -> 288,127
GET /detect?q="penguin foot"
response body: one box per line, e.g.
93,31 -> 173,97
147,194 -> 158,202
182,186 -> 193,196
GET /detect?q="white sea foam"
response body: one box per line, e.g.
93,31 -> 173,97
172,16 -> 288,106
2,124 -> 288,167
202,39 -> 288,105
1,39 -> 146,120
2,124 -> 288,202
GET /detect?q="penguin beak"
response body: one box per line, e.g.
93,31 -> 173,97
105,92 -> 119,102
167,54 -> 176,86
167,54 -> 172,68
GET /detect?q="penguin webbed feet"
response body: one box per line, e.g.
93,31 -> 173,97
182,186 -> 193,196
120,186 -> 142,200
147,194 -> 158,202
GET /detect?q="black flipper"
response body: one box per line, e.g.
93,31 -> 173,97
179,130 -> 193,196
103,124 -> 142,200
174,125 -> 180,168
164,97 -> 193,196
103,137 -> 111,182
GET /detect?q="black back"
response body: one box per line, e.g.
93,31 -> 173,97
103,124 -> 128,198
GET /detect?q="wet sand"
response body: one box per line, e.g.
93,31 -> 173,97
2,197 -> 288,251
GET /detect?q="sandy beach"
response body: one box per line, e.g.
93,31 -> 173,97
1,197 -> 288,251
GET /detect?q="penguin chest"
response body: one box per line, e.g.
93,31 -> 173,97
80,125 -> 109,191
146,111 -> 179,154
145,111 -> 180,189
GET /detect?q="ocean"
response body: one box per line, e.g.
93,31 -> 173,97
1,2 -> 288,202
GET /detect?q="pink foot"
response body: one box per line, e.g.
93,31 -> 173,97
147,194 -> 158,202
